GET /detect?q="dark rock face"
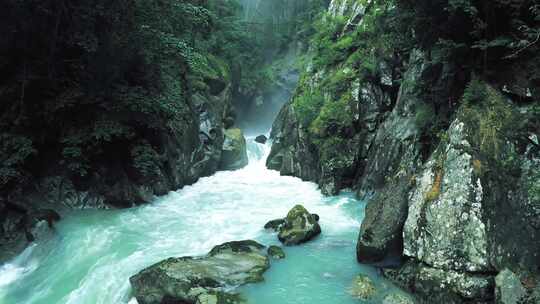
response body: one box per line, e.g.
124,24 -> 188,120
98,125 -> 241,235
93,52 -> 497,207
255,135 -> 267,144
130,240 -> 270,304
383,260 -> 495,304
265,205 -> 321,245
1,82 -> 237,263
356,175 -> 411,264
266,105 -> 321,185
265,0 -> 540,301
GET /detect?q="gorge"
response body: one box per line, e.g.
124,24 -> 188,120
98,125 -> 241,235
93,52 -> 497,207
1,0 -> 539,303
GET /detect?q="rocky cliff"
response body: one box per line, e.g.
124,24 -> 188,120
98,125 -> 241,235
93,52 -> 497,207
0,69 -> 241,263
267,0 -> 540,302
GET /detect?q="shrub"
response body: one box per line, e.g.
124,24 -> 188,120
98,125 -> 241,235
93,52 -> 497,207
293,88 -> 325,127
310,93 -> 354,136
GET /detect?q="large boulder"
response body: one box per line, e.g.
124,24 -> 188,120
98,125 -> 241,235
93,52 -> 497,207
357,175 -> 411,264
403,118 -> 492,273
265,205 -> 321,245
219,128 -> 248,170
130,240 -> 270,304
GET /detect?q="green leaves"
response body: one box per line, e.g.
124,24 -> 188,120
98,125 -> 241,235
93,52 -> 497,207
0,134 -> 36,186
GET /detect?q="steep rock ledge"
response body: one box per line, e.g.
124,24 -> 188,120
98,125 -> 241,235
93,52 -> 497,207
266,0 -> 540,302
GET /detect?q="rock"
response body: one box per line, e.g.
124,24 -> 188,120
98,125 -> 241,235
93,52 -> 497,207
382,293 -> 415,304
264,219 -> 285,231
267,246 -> 285,259
219,128 -> 248,171
223,116 -> 235,129
349,274 -> 376,300
23,209 -> 61,242
270,205 -> 321,246
130,240 -> 269,304
495,269 -> 526,304
403,118 -> 492,272
383,260 -> 495,303
254,135 -> 267,144
357,175 -> 410,264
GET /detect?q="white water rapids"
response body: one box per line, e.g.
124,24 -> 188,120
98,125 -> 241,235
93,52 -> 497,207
0,137 -> 407,304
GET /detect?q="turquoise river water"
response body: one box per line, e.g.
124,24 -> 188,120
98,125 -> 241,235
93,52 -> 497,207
0,137 -> 408,304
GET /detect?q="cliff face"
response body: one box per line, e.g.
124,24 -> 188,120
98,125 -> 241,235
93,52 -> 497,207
0,73 -> 236,262
267,0 -> 540,302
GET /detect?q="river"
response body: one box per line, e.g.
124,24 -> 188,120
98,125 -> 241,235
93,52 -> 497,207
0,137 -> 407,304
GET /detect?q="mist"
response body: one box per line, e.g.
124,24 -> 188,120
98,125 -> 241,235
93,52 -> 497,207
233,0 -> 307,136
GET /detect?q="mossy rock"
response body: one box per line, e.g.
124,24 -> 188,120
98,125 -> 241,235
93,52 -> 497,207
267,246 -> 286,259
267,204 -> 321,246
130,240 -> 269,304
349,274 -> 376,300
382,293 -> 415,304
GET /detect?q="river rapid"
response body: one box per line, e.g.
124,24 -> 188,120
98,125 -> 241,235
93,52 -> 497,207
0,137 -> 407,304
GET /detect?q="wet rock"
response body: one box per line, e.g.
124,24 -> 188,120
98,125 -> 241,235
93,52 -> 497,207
130,240 -> 269,304
383,260 -> 495,303
24,209 -> 61,242
268,205 -> 321,245
219,128 -> 248,171
495,269 -> 526,304
357,175 -> 410,264
382,293 -> 415,304
267,246 -> 285,259
349,274 -> 376,300
264,219 -> 285,231
254,135 -> 267,144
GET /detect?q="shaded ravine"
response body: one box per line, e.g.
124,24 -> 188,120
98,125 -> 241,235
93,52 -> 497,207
0,137 -> 407,304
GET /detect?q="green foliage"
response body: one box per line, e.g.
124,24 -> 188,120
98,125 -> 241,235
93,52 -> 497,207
460,79 -> 520,167
131,142 -> 162,180
0,0 -> 267,193
310,93 -> 354,136
0,134 -> 36,187
293,87 -> 326,127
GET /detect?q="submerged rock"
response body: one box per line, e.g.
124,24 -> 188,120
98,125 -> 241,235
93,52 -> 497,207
382,293 -> 415,304
349,274 -> 376,300
495,269 -> 526,304
254,135 -> 267,144
265,205 -> 321,245
267,245 -> 285,259
219,128 -> 248,171
130,240 -> 269,304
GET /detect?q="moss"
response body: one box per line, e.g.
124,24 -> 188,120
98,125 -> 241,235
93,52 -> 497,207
424,167 -> 444,203
424,150 -> 447,203
309,92 -> 354,137
472,158 -> 483,176
460,79 -> 518,161
292,86 -> 325,127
